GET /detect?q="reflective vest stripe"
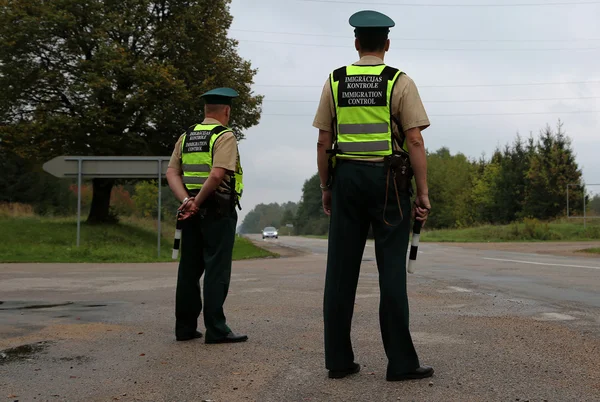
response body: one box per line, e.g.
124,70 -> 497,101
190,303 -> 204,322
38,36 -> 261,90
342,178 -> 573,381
338,123 -> 389,135
182,176 -> 207,185
182,164 -> 211,172
338,141 -> 390,153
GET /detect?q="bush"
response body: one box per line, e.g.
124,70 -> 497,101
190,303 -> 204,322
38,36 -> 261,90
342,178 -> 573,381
522,218 -> 551,240
583,226 -> 600,239
111,186 -> 136,217
0,203 -> 35,218
132,181 -> 159,218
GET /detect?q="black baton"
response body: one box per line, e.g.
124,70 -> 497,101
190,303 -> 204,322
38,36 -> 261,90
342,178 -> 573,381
408,219 -> 422,274
172,211 -> 183,260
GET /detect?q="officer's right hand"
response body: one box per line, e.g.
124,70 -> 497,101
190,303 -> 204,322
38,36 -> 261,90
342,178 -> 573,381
322,190 -> 332,216
178,197 -> 195,212
413,194 -> 431,226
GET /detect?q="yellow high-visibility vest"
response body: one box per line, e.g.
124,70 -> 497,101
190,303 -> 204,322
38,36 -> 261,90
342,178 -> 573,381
330,64 -> 405,158
181,124 -> 244,199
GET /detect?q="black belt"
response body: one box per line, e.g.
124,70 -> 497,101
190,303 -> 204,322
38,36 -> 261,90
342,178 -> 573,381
337,159 -> 385,167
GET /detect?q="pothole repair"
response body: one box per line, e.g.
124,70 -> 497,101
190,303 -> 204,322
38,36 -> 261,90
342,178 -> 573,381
0,341 -> 52,365
0,302 -> 74,311
0,302 -> 108,311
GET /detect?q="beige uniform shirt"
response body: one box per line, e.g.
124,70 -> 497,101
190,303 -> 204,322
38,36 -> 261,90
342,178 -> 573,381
168,117 -> 239,192
313,55 -> 430,161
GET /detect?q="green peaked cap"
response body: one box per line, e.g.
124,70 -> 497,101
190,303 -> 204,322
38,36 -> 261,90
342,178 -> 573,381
349,10 -> 395,29
200,87 -> 239,105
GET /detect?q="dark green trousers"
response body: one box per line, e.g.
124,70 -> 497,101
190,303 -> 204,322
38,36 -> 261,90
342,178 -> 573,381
324,160 -> 420,376
175,208 -> 237,341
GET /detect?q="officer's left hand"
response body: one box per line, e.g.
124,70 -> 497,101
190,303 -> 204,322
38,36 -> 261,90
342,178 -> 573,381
322,190 -> 332,216
178,200 -> 199,220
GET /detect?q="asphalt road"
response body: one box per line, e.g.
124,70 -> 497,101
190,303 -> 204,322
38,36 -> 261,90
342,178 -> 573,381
1,237 -> 599,402
249,235 -> 600,311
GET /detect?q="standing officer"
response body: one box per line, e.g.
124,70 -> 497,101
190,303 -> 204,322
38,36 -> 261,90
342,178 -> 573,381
313,10 -> 434,381
166,87 -> 247,344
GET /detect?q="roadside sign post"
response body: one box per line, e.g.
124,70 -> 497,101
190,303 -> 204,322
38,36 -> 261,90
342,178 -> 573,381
584,190 -> 587,229
567,183 -> 600,229
157,159 -> 162,257
77,159 -> 83,247
44,156 -> 171,257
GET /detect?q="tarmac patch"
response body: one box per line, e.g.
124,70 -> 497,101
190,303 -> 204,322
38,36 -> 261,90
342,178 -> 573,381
412,332 -> 465,345
99,278 -> 175,292
0,301 -> 74,311
240,288 -> 275,294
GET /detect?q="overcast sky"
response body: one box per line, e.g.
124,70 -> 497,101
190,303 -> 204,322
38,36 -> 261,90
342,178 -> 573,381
226,0 -> 600,225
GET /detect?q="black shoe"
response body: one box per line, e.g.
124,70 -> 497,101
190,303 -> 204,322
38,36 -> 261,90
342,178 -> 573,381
205,332 -> 248,344
386,366 -> 434,381
176,330 -> 203,342
328,363 -> 361,379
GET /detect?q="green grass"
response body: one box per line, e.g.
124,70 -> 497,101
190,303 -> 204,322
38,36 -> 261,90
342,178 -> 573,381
579,248 -> 600,254
0,216 -> 275,263
421,218 -> 600,243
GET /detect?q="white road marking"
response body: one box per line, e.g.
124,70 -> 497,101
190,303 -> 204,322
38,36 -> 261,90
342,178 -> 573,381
448,286 -> 472,293
355,293 -> 379,299
239,288 -> 275,294
537,313 -> 577,321
438,286 -> 472,293
445,304 -> 468,309
483,257 -> 600,270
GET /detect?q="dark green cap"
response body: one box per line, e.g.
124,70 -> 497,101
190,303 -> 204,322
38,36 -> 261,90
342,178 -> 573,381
200,87 -> 239,106
349,10 -> 395,30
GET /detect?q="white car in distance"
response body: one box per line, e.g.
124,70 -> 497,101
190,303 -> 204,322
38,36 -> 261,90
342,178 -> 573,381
262,227 -> 278,239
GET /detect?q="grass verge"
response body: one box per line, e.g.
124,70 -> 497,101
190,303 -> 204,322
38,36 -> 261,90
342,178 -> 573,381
421,219 -> 600,242
0,216 -> 275,263
299,219 -> 600,243
578,248 -> 600,255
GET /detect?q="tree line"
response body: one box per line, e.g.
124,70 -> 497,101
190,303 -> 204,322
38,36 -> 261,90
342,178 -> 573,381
240,121 -> 598,235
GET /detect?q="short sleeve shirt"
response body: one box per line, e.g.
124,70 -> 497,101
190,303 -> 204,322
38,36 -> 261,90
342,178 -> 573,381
168,117 -> 238,190
312,56 -> 430,160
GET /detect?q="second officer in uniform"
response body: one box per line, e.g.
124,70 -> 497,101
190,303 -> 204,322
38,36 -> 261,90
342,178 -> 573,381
313,11 -> 434,381
166,87 -> 247,344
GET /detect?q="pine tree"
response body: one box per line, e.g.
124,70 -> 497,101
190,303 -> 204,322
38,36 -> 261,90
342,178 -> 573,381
522,121 -> 583,220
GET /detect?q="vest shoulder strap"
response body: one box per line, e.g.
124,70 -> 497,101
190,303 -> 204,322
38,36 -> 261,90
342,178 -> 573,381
386,68 -> 407,151
211,125 -> 232,136
185,124 -> 198,135
381,66 -> 400,80
332,66 -> 346,82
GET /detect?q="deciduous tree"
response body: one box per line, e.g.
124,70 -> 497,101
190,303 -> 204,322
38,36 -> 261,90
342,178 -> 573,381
0,0 -> 262,223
